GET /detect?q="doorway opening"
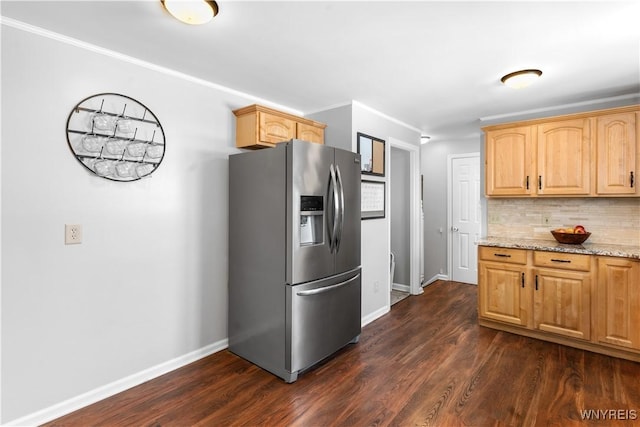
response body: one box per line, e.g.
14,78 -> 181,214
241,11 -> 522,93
388,138 -> 422,307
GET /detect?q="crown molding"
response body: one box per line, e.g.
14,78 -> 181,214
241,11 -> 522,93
479,93 -> 639,122
0,16 -> 304,116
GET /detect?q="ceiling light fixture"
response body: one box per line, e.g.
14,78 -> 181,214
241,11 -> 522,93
420,135 -> 431,145
161,0 -> 219,25
500,69 -> 542,89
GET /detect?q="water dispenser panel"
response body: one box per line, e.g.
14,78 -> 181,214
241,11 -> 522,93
300,196 -> 324,246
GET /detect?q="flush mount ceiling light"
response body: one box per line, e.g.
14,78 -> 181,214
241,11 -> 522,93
161,0 -> 219,25
500,69 -> 543,89
420,135 -> 431,145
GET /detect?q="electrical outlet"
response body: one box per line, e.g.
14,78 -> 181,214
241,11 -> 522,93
65,224 -> 82,244
373,280 -> 380,293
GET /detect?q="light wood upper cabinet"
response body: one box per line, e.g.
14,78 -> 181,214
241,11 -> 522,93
485,126 -> 534,196
483,105 -> 639,197
258,111 -> 296,145
596,257 -> 640,350
596,112 -> 637,195
537,119 -> 591,195
233,104 -> 326,149
296,122 -> 324,145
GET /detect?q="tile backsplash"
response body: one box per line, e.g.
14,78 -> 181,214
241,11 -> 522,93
487,198 -> 640,246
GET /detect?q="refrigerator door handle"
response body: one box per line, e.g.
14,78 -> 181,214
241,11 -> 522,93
327,164 -> 339,252
335,164 -> 345,253
296,273 -> 360,296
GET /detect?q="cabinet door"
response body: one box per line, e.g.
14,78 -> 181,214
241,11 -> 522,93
258,112 -> 295,144
537,119 -> 591,195
596,257 -> 640,350
297,122 -> 324,144
533,268 -> 591,340
596,113 -> 637,195
485,126 -> 534,196
478,262 -> 529,327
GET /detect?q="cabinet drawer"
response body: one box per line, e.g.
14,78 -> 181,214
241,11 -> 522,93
533,251 -> 591,271
479,246 -> 527,264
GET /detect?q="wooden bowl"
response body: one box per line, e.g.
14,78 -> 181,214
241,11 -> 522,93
550,230 -> 591,244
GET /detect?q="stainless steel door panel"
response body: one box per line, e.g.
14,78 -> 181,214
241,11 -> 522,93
286,269 -> 361,373
334,149 -> 362,274
288,141 -> 335,285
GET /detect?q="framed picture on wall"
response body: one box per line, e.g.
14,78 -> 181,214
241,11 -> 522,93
357,132 -> 385,176
361,180 -> 385,219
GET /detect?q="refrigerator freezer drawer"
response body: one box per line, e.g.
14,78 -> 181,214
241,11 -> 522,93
286,269 -> 362,378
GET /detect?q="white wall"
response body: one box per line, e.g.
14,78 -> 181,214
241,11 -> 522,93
351,103 -> 421,318
420,137 -> 481,283
1,23 -> 421,424
307,104 -> 352,152
0,24 -> 261,423
311,103 -> 421,321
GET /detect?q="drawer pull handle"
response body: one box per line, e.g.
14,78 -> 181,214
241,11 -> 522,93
526,175 -> 529,190
535,274 -> 538,291
631,171 -> 635,188
493,253 -> 511,258
538,175 -> 542,190
521,272 -> 525,288
550,259 -> 571,263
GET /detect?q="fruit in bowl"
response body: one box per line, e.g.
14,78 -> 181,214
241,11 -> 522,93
551,225 -> 591,244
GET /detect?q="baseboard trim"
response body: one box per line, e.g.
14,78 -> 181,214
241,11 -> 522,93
423,273 -> 449,286
5,339 -> 228,427
7,302 -> 399,426
391,283 -> 410,293
361,305 -> 390,328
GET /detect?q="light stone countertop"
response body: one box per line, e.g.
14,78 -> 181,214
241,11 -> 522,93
477,237 -> 640,260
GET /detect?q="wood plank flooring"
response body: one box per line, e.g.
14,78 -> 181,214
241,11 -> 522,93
44,281 -> 640,426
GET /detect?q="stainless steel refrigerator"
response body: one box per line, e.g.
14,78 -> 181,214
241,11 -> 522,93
228,139 -> 361,383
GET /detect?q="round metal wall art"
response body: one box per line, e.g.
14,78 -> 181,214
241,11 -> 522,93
66,93 -> 165,182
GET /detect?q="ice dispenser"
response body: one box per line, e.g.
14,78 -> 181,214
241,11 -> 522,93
300,196 -> 323,246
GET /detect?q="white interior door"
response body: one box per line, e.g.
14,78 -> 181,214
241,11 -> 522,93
450,154 -> 481,285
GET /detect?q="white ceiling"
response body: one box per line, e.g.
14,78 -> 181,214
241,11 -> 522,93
2,1 -> 640,142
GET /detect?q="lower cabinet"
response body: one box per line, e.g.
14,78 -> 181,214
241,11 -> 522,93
478,246 -> 640,362
596,257 -> 640,351
478,247 -> 530,327
532,272 -> 591,340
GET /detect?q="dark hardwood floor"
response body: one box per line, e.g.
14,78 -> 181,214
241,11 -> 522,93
44,281 -> 640,426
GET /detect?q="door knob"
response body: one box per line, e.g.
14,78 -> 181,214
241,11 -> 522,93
452,227 -> 459,232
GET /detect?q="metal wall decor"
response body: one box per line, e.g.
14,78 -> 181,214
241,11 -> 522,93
66,93 -> 165,181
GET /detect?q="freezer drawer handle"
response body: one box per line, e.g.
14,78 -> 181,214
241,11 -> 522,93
296,274 -> 360,296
